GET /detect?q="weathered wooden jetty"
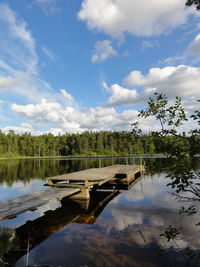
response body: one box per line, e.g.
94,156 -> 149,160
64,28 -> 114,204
0,164 -> 144,221
47,164 -> 144,199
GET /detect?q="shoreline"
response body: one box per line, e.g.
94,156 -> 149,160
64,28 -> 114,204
0,154 -> 167,160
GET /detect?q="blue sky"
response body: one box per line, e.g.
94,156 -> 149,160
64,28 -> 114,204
0,0 -> 200,135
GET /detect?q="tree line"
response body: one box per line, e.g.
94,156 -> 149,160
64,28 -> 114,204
0,129 -> 176,157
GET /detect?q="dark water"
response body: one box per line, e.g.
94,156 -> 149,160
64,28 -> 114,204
0,157 -> 199,267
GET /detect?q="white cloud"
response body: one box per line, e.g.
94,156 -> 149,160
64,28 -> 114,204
102,82 -> 138,106
60,89 -> 73,103
12,99 -> 61,122
1,122 -> 65,136
0,4 -> 35,49
102,65 -> 200,112
2,122 -> 34,134
0,3 -> 57,103
91,40 -> 117,62
186,33 -> 200,56
78,0 -> 194,38
141,40 -> 160,51
121,174 -> 169,203
158,33 -> 200,66
20,122 -> 33,128
107,174 -> 200,251
0,76 -> 15,90
111,209 -> 143,231
124,65 -> 200,99
0,3 -> 37,74
35,0 -> 60,15
42,46 -> 55,60
10,98 -> 159,134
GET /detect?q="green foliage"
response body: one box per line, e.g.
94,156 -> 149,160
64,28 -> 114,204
136,93 -> 200,265
0,130 -> 168,158
186,0 -> 200,10
139,93 -> 188,135
160,225 -> 182,242
179,206 -> 197,216
137,93 -> 200,198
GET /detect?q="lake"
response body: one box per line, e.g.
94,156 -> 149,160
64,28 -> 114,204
0,157 -> 199,267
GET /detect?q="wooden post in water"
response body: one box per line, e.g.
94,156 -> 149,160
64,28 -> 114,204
70,188 -> 90,200
140,156 -> 142,167
25,235 -> 30,267
99,158 -> 101,168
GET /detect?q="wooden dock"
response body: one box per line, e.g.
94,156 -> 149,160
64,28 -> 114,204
0,164 -> 144,221
47,164 -> 144,199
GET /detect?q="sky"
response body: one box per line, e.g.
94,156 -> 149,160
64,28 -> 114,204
0,0 -> 200,135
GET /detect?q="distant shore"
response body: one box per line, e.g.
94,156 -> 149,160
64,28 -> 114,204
0,154 -> 167,160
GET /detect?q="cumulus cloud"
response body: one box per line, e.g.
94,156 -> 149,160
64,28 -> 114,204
11,99 -> 159,134
124,65 -> 200,99
78,0 -> 194,38
102,65 -> 200,111
2,122 -> 34,134
102,82 -> 138,106
91,40 -> 117,62
1,121 -> 67,136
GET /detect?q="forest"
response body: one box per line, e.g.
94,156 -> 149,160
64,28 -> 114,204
0,129 -> 174,157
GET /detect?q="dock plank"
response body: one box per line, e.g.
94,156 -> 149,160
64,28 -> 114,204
47,166 -> 121,182
0,187 -> 80,220
47,164 -> 144,185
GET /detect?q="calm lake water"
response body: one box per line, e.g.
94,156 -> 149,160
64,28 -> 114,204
0,157 -> 200,267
